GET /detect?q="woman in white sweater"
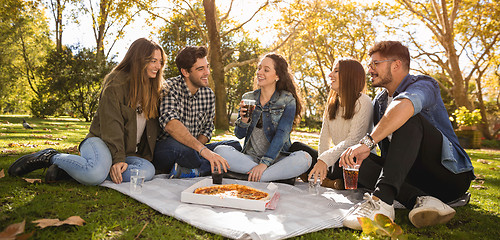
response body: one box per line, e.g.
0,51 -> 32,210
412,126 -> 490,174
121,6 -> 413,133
308,58 -> 373,188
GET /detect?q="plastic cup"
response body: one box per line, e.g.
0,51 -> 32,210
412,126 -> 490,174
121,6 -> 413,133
343,166 -> 360,190
241,99 -> 256,118
130,169 -> 145,194
212,166 -> 223,184
308,174 -> 321,195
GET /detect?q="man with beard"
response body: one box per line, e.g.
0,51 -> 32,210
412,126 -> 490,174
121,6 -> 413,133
153,46 -> 241,178
339,41 -> 474,229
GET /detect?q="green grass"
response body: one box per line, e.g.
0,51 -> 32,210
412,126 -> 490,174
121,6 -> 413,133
1,115 -> 499,239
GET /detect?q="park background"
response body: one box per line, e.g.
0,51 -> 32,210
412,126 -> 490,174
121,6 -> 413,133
1,0 -> 499,239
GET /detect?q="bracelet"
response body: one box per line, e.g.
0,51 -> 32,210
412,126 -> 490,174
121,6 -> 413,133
199,146 -> 208,155
366,134 -> 375,143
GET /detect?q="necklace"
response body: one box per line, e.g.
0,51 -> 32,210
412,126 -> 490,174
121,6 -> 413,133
136,106 -> 143,114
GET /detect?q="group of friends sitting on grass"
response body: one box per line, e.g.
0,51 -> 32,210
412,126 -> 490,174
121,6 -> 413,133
8,38 -> 474,230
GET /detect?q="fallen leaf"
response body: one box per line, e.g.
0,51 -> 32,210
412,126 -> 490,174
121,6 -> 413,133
358,214 -> 405,239
8,143 -> 20,148
32,216 -> 85,229
8,143 -> 38,148
475,174 -> 485,180
489,167 -> 497,171
1,149 -> 18,154
477,159 -> 492,164
0,219 -> 25,239
23,178 -> 42,184
44,141 -> 59,145
473,180 -> 485,184
0,169 -> 4,178
62,145 -> 78,154
471,185 -> 487,190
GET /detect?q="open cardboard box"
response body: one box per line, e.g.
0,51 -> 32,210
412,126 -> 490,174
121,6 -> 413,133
181,178 -> 279,211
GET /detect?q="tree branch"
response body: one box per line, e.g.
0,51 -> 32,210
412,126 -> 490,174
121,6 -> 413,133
222,0 -> 269,38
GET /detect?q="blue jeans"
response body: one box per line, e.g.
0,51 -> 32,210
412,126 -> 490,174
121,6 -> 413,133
51,137 -> 155,185
214,145 -> 312,181
153,137 -> 242,176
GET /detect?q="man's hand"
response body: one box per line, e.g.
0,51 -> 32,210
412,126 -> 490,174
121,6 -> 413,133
110,162 -> 128,184
308,160 -> 327,184
340,143 -> 370,168
248,163 -> 267,182
201,149 -> 230,173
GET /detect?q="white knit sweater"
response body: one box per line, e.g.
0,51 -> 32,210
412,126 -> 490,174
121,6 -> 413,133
318,93 -> 373,167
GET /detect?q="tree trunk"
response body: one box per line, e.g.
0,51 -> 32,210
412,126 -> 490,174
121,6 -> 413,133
203,0 -> 229,130
96,0 -> 108,58
444,40 -> 473,110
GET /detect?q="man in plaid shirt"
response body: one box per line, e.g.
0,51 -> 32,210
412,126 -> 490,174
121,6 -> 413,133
153,46 -> 241,177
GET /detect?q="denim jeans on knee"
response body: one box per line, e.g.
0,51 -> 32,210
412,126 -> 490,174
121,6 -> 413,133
108,156 -> 155,182
52,137 -> 112,185
214,145 -> 311,181
153,137 -> 242,175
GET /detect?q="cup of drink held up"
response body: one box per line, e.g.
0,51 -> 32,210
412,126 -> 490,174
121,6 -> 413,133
212,165 -> 223,184
241,99 -> 256,118
343,165 -> 360,190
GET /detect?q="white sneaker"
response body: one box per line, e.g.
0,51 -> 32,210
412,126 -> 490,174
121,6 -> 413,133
343,193 -> 395,230
409,196 -> 456,228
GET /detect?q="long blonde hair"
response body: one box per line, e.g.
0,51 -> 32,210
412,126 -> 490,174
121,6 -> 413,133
108,38 -> 165,119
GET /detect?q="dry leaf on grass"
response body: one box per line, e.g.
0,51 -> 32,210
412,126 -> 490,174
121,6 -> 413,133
23,178 -> 42,184
475,174 -> 485,180
0,169 -> 4,178
8,143 -> 37,148
44,141 -> 59,145
471,184 -> 487,190
477,159 -> 492,164
32,216 -> 86,229
1,149 -> 18,154
0,219 -> 25,239
62,145 -> 78,154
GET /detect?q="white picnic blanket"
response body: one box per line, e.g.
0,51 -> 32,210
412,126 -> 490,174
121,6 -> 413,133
101,175 -> 366,240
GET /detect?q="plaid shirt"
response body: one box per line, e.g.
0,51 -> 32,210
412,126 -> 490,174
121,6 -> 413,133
158,75 -> 215,141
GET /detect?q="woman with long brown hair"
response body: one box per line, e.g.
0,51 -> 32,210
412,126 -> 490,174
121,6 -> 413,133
9,38 -> 165,185
308,58 -> 373,188
214,53 -> 311,183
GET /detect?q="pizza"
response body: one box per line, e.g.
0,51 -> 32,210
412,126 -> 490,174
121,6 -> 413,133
194,184 -> 269,200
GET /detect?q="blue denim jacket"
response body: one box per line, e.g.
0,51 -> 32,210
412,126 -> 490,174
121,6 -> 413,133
234,89 -> 296,166
373,74 -> 473,174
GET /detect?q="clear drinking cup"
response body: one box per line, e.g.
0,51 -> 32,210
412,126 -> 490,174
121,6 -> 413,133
241,99 -> 256,118
130,169 -> 146,194
308,174 -> 321,195
343,165 -> 360,190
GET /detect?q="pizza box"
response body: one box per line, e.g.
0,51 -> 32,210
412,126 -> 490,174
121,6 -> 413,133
181,178 -> 280,212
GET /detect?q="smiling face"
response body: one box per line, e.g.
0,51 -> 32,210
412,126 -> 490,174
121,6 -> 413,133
329,63 -> 340,92
368,52 -> 395,88
146,49 -> 162,79
256,57 -> 278,89
183,57 -> 210,93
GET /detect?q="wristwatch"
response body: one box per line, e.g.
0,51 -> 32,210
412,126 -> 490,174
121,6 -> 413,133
359,134 -> 376,150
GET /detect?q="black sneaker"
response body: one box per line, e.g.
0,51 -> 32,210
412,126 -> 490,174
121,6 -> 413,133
45,164 -> 72,183
8,148 -> 59,176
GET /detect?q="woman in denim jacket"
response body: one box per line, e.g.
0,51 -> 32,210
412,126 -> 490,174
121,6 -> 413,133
215,53 -> 311,182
